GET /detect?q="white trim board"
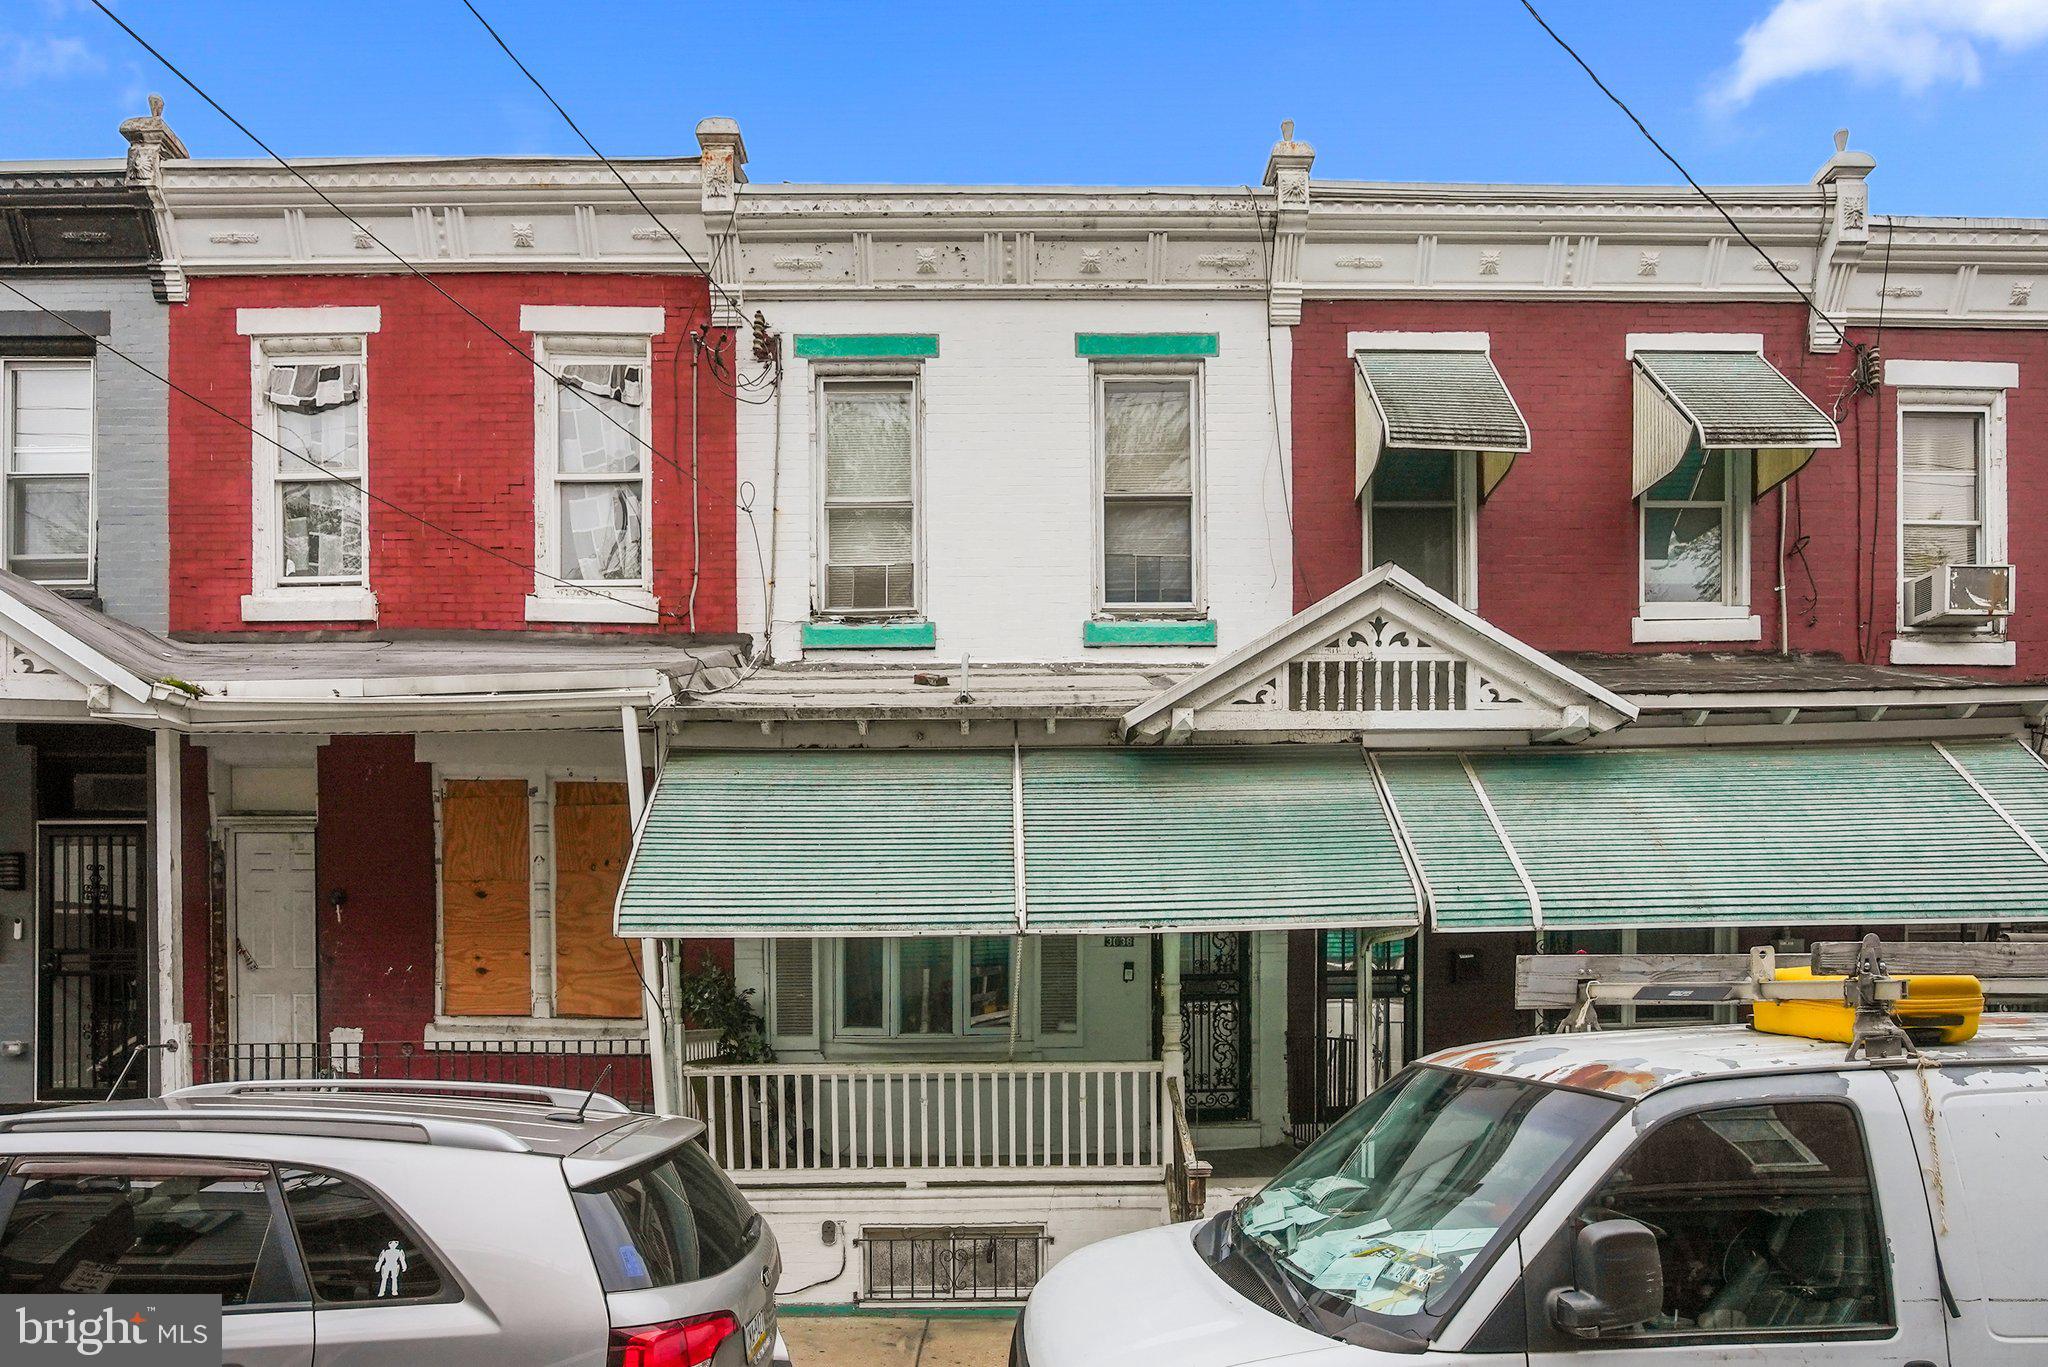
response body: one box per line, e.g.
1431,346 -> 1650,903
519,305 -> 665,336
1347,330 -> 1492,353
1884,359 -> 2019,390
1624,332 -> 1762,357
237,307 -> 381,336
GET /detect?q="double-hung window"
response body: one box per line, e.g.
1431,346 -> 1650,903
1,358 -> 92,586
540,341 -> 651,594
239,307 -> 381,623
1366,450 -> 1472,605
1900,409 -> 1989,580
838,937 -> 1014,1037
1638,444 -> 1750,617
819,378 -> 918,614
1098,373 -> 1199,610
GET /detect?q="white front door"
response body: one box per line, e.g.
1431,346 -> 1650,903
232,829 -> 318,1046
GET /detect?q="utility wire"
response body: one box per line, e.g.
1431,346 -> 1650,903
87,0 -> 735,490
0,277 -> 702,630
458,0 -> 751,329
1517,0 -> 1848,347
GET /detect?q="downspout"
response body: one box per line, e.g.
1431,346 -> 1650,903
687,332 -> 704,633
621,704 -> 675,1114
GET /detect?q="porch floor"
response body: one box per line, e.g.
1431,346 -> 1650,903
1199,1142 -> 1297,1221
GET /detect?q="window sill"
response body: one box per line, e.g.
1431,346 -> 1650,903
1889,635 -> 2016,667
1083,617 -> 1218,647
423,1017 -> 648,1046
241,588 -> 377,623
1631,615 -> 1762,644
803,619 -> 936,649
524,590 -> 659,625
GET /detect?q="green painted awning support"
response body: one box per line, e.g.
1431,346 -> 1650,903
1081,618 -> 1217,647
802,620 -> 937,649
1075,333 -> 1219,358
793,334 -> 940,359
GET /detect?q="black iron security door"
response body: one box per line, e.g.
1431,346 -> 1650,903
38,824 -> 147,1099
1180,931 -> 1252,1121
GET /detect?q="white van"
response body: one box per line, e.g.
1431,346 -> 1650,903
1014,944 -> 2047,1367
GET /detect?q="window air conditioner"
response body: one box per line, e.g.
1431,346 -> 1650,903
1904,563 -> 2014,627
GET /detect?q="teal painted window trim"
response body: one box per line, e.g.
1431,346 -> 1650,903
1075,332 -> 1219,358
793,334 -> 939,360
803,619 -> 937,649
1082,618 -> 1217,647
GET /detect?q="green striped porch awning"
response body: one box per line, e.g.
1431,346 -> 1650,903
1021,748 -> 1421,934
616,750 -> 1020,937
1376,740 -> 2048,931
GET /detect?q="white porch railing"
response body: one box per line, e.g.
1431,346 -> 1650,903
688,1061 -> 1168,1183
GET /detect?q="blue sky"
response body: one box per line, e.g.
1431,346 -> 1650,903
7,0 -> 2048,218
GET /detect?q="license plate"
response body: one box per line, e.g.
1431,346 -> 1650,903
746,1311 -> 770,1363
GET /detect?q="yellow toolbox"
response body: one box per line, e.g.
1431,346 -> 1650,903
1753,966 -> 1984,1046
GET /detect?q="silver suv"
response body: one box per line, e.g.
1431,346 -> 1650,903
0,1079 -> 787,1366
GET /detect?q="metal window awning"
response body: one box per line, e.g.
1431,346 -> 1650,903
1354,351 -> 1531,499
1376,739 -> 2048,932
615,750 -> 1022,937
617,746 -> 1424,938
1632,350 -> 1840,498
1019,748 -> 1421,934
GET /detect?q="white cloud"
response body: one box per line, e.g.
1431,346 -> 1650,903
1714,0 -> 2048,106
0,33 -> 105,86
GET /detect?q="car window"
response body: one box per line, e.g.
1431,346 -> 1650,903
0,1165 -> 300,1306
1575,1100 -> 1892,1341
278,1168 -> 446,1305
574,1142 -> 759,1291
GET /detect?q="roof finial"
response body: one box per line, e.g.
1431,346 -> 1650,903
1281,119 -> 1295,143
1834,127 -> 1849,153
149,93 -> 164,119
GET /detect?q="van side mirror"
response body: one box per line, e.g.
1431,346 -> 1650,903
1547,1219 -> 1664,1338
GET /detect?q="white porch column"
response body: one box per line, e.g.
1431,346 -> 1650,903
1355,932 -> 1374,1101
1160,933 -> 1184,1087
621,705 -> 675,1114
151,729 -> 190,1093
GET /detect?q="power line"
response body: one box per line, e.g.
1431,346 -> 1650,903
87,0 -> 737,490
0,277 -> 697,630
1517,0 -> 1848,347
458,0 -> 751,328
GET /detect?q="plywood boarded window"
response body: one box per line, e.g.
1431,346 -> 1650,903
440,778 -> 532,1016
553,780 -> 641,1019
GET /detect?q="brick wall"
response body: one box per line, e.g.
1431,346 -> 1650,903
1293,300 -> 2048,676
315,735 -> 437,1040
168,273 -> 735,635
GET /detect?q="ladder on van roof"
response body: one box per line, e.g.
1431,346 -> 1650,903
1515,934 -> 2048,1061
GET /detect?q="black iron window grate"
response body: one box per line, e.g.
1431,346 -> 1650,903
858,1225 -> 1049,1303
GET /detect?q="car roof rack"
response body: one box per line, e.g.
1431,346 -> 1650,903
1516,933 -> 2048,1062
167,1078 -> 634,1116
0,1105 -> 533,1153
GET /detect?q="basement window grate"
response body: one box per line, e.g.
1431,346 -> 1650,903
858,1225 -> 1050,1303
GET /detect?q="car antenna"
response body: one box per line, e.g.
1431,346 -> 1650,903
549,1062 -> 616,1123
104,1040 -> 178,1103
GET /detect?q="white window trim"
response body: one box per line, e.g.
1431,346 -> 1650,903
1361,451 -> 1478,610
813,364 -> 925,620
1624,332 -> 1763,358
1884,359 -> 2019,390
1347,330 -> 1493,354
0,356 -> 96,589
1891,386 -> 2010,664
518,305 -> 663,338
527,334 -> 658,623
1636,448 -> 1752,627
431,764 -> 640,1033
1093,361 -> 1207,616
237,306 -> 382,338
830,936 -> 1024,1044
242,332 -> 377,623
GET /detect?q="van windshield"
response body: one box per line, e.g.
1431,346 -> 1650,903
1238,1065 -> 1620,1321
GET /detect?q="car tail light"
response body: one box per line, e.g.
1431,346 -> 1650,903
607,1312 -> 741,1367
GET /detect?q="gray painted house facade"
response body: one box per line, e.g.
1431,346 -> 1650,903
0,104 -> 183,1104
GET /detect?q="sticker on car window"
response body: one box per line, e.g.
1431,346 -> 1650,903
374,1240 -> 409,1297
618,1245 -> 647,1280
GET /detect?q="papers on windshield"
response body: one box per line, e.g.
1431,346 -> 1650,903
1284,1225 -> 1492,1317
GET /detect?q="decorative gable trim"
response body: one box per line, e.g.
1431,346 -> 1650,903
1121,565 -> 1636,743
